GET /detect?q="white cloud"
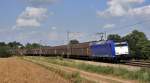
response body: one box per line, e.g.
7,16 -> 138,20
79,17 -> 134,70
97,0 -> 147,17
121,0 -> 144,3
15,6 -> 48,28
14,0 -> 58,29
16,18 -> 40,27
103,24 -> 115,29
128,5 -> 150,16
19,6 -> 48,21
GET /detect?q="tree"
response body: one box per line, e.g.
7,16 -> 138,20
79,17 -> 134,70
25,43 -> 42,49
122,30 -> 148,59
107,34 -> 122,42
32,43 -> 42,48
142,41 -> 150,59
108,30 -> 150,59
136,40 -> 150,59
0,46 -> 11,58
8,41 -> 23,48
0,42 -> 6,47
69,40 -> 79,44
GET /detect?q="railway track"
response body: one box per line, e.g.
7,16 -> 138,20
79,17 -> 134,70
124,60 -> 150,68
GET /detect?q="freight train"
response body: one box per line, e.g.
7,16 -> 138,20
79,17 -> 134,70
13,40 -> 129,61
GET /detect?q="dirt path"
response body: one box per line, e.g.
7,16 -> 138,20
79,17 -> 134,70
0,58 -> 69,83
25,58 -> 138,83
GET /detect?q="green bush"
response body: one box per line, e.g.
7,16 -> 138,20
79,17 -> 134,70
71,72 -> 82,83
0,46 -> 11,58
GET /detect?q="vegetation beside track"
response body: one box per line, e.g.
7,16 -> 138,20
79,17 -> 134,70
0,46 -> 11,58
22,56 -> 150,83
108,30 -> 150,59
20,56 -> 95,83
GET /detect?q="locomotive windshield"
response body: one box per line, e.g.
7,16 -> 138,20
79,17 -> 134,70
115,42 -> 128,46
115,44 -> 127,46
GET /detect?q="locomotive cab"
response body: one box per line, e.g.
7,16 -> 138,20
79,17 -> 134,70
114,42 -> 129,60
114,42 -> 129,55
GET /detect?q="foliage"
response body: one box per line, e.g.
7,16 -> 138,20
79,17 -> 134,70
108,30 -> 150,59
25,56 -> 150,83
123,30 -> 149,59
0,42 -> 6,46
137,41 -> 150,59
8,41 -> 23,48
0,41 -> 43,56
107,34 -> 122,42
69,40 -> 79,45
0,46 -> 11,58
71,72 -> 82,83
25,43 -> 42,49
0,41 -> 23,57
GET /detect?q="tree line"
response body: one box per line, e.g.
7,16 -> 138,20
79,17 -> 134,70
0,42 -> 42,57
108,30 -> 150,59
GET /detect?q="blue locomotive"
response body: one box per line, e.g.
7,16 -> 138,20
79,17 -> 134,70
90,40 -> 129,60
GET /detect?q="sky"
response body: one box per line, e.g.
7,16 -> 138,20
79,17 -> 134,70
0,0 -> 150,46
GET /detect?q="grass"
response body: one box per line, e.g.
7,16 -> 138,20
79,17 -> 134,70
20,56 -> 95,83
22,56 -> 150,83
